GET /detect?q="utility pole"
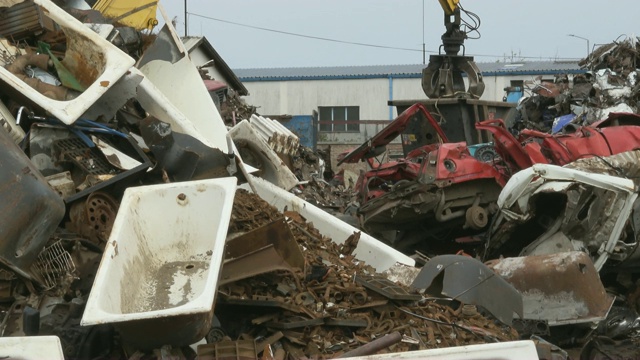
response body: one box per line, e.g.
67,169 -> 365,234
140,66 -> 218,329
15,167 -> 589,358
184,0 -> 188,36
422,0 -> 425,64
567,34 -> 590,58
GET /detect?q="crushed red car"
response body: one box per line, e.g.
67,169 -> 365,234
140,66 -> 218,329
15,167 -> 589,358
340,103 -> 640,254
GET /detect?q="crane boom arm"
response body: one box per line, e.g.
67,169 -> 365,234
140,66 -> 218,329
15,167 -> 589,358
424,0 -> 485,99
438,0 -> 460,15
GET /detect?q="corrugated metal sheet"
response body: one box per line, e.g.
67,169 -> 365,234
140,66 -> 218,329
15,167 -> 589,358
234,61 -> 584,81
249,114 -> 300,155
234,64 -> 424,80
0,1 -> 44,41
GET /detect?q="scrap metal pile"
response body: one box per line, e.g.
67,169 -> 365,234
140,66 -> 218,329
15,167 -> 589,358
0,0 -> 238,357
514,35 -> 640,133
220,92 -> 257,127
2,1 -> 640,359
218,190 -> 518,358
292,175 -> 358,217
334,36 -> 640,359
339,121 -> 640,358
0,1 -> 526,359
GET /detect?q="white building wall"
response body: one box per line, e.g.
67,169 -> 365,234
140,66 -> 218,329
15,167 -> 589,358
243,78 -> 390,118
392,78 -> 426,102
242,75 -> 533,119
240,73 -> 561,144
244,78 -> 392,144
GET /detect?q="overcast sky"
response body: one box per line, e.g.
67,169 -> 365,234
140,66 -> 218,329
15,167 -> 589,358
162,0 -> 639,69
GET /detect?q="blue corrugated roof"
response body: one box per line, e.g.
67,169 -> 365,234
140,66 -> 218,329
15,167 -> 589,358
234,61 -> 584,82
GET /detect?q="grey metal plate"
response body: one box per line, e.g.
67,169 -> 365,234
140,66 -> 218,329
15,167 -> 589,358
355,275 -> 422,301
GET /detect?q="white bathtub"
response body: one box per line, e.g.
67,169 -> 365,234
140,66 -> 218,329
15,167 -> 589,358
345,340 -> 538,359
0,336 -> 64,360
244,175 -> 415,271
81,178 -> 237,349
0,0 -> 135,125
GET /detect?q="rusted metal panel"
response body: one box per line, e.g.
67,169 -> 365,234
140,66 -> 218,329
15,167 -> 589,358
198,339 -> 258,360
0,1 -> 44,41
225,218 -> 304,270
0,124 -> 65,281
221,219 -> 305,286
487,252 -> 614,326
220,245 -> 298,287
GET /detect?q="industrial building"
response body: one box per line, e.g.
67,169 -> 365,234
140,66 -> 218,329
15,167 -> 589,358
235,61 -> 585,170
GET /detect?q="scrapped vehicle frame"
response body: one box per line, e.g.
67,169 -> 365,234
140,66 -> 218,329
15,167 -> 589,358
340,104 -> 505,251
486,162 -> 640,271
340,103 -> 640,254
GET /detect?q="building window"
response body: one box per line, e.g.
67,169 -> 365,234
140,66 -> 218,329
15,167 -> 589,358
318,106 -> 359,132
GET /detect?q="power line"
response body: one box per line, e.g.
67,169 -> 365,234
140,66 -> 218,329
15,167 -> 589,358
188,12 -> 429,54
187,12 -> 582,61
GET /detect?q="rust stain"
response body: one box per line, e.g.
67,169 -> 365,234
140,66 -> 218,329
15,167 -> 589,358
61,28 -> 107,89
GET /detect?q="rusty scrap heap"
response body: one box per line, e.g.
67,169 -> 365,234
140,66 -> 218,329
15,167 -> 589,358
514,35 -> 640,132
220,92 -> 257,126
220,190 -> 517,358
0,1 -> 521,359
333,38 -> 640,360
0,1 -> 639,360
